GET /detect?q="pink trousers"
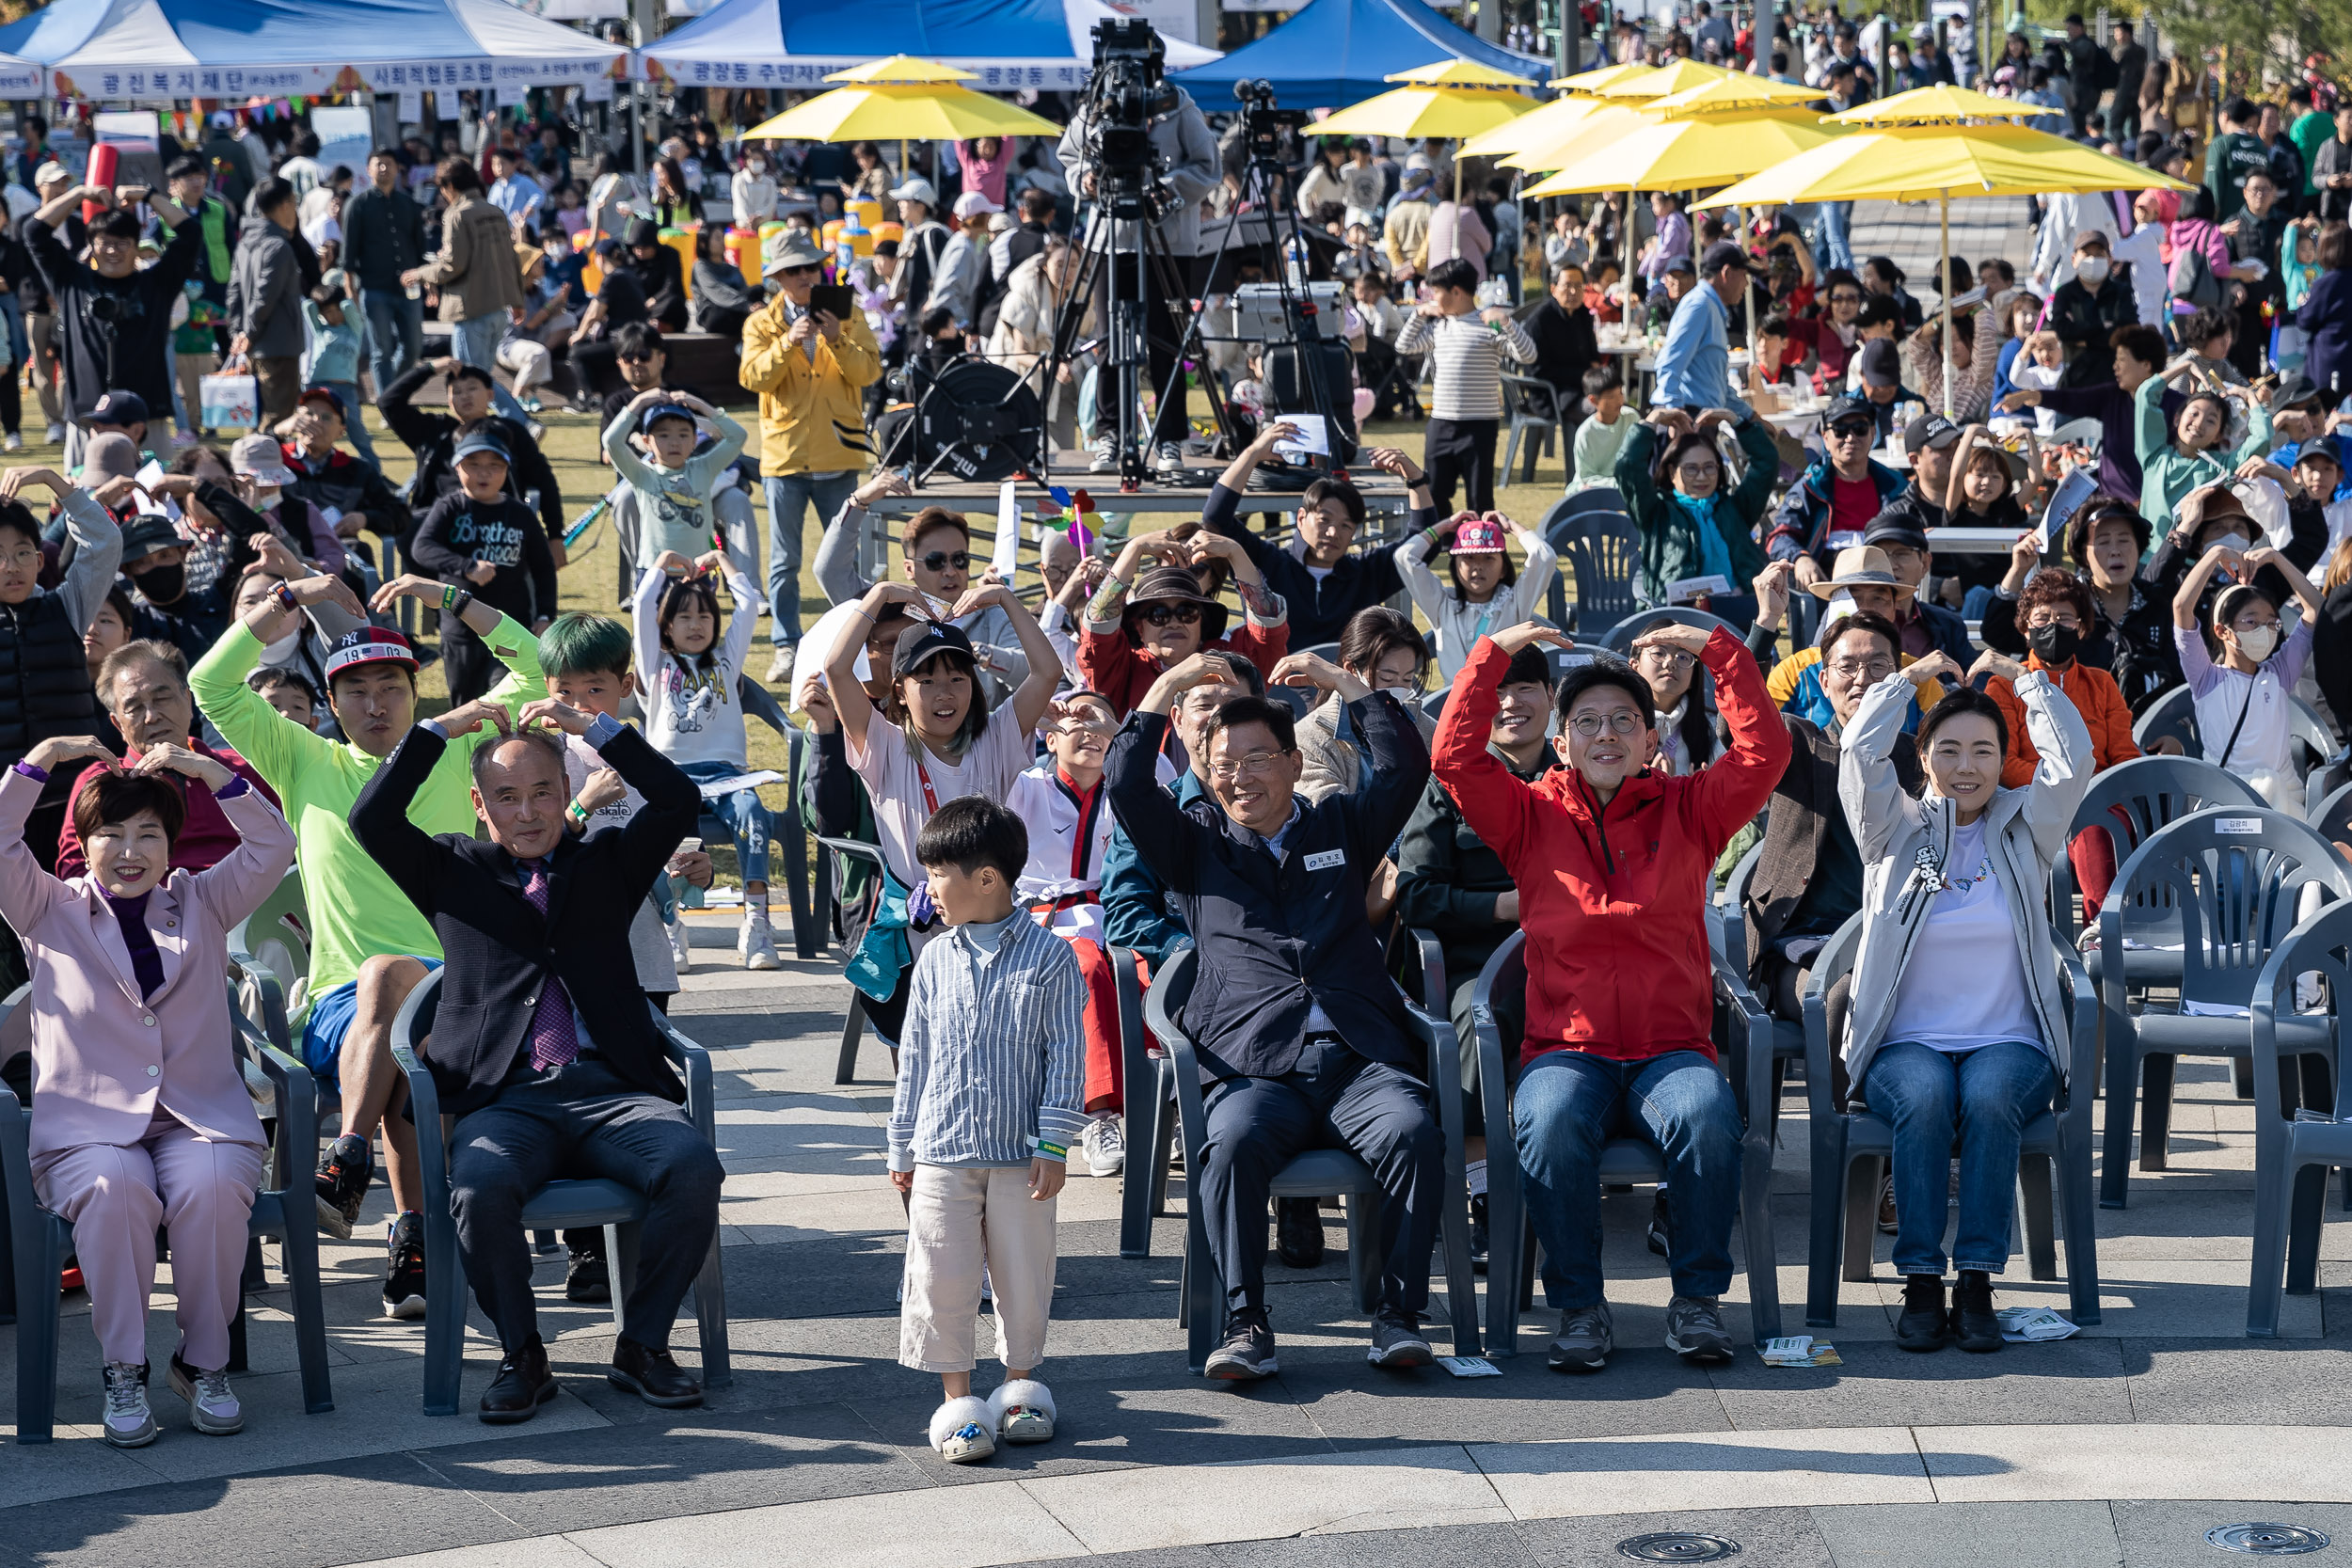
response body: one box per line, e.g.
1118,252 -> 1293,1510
34,1117 -> 264,1370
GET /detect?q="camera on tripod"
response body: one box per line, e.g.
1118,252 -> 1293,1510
1084,19 -> 1179,222
1232,80 -> 1308,166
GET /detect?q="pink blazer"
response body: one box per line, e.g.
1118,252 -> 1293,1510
0,766 -> 295,1158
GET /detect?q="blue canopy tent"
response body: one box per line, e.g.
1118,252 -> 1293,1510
0,0 -> 624,101
1173,0 -> 1548,110
641,0 -> 1219,93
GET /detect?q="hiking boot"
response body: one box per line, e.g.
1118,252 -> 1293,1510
383,1212 -> 427,1321
313,1132 -> 372,1239
1204,1311 -> 1278,1381
1548,1302 -> 1613,1372
1663,1294 -> 1735,1364
1896,1273 -> 1949,1352
1366,1310 -> 1433,1370
1952,1269 -> 2003,1353
1275,1196 -> 1324,1268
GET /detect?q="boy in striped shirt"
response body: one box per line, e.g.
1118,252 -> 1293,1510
1394,256 -> 1537,514
887,796 -> 1087,1465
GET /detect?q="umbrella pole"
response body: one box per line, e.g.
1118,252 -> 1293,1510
1741,202 -> 1756,370
1939,191 -> 1952,420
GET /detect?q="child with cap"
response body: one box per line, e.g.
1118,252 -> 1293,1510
601,387 -> 748,572
1394,511 -> 1559,681
408,422 -> 559,705
272,391 -> 401,562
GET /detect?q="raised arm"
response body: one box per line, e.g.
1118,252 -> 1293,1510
1651,622 -> 1791,848
950,578 -> 1061,736
1431,624 -> 1567,867
0,737 -> 113,926
189,574 -> 365,784
1838,655 -> 1960,862
2172,542 -> 2237,628
521,702 -> 700,893
349,722 -> 459,918
822,579 -> 927,744
813,471 -> 908,607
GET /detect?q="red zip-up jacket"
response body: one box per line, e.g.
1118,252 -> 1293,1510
1433,629 -> 1788,1067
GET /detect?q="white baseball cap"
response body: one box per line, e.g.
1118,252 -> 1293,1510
951,190 -> 1001,221
888,176 -> 939,208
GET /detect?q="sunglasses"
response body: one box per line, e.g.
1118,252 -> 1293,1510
917,550 -> 971,573
1136,603 -> 1203,627
780,263 -> 821,278
1828,421 -> 1874,439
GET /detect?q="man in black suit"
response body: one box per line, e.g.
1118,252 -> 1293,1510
352,694 -> 720,1422
1104,647 -> 1442,1382
1524,261 -> 1598,426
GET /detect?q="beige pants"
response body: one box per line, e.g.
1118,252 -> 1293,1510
900,1164 -> 1057,1374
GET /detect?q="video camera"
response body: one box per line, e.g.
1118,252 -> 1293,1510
1232,79 -> 1309,166
1083,18 -> 1180,220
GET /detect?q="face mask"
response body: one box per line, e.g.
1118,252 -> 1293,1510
2076,257 -> 2111,285
1381,685 -> 1418,704
2212,532 -> 2251,557
131,562 -> 185,603
2026,622 -> 2081,665
2236,625 -> 2280,662
262,625 -> 302,662
251,485 -> 281,511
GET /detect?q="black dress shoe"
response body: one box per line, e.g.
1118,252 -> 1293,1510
609,1337 -> 705,1407
480,1339 -> 557,1423
1275,1196 -> 1325,1269
564,1247 -> 612,1304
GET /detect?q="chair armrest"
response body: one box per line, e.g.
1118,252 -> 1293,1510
1162,1022 -> 1211,1186
229,982 -> 319,1194
1801,914 -> 1864,1120
652,1009 -> 718,1142
0,1009 -> 38,1276
385,974 -> 450,1208
1470,974 -> 1516,1167
2055,942 -> 2098,1124
1713,948 -> 1777,1142
230,948 -> 294,1055
816,835 -> 886,869
1408,927 -> 1447,1019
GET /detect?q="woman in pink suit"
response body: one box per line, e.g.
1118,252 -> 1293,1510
0,733 -> 294,1448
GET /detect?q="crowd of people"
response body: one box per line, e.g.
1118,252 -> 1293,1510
6,31 -> 2352,1472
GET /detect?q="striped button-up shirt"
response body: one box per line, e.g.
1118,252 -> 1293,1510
886,909 -> 1089,1172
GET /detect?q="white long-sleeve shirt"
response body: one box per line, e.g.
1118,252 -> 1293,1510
630,562 -> 766,769
1393,528 -> 1561,681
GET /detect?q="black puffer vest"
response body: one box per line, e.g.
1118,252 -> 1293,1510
0,592 -> 98,763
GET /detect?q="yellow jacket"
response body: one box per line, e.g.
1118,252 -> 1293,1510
739,297 -> 883,478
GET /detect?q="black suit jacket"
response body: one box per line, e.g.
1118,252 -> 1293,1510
1104,692 -> 1430,1083
1523,296 -> 1597,404
352,722 -> 701,1118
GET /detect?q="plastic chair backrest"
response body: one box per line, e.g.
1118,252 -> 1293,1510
1302,641 -> 1343,665
2289,698 -> 2338,771
2106,806 -> 2352,1009
1600,606 -> 1740,654
2054,753 -> 2265,939
1421,689 -> 1449,724
738,673 -> 791,738
1266,683 -> 1312,721
2130,684 -> 2198,758
1565,512 -> 1641,629
1475,927 -> 1529,1028
1537,490 -> 1632,541
1142,944 -> 1198,1051
2308,779 -> 2352,847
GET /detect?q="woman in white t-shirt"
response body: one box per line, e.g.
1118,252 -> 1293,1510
823,578 -> 1064,956
1839,657 -> 2093,1357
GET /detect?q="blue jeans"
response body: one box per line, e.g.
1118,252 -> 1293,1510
360,287 -> 424,392
763,470 -> 857,652
1861,1039 -> 2057,1277
316,378 -> 380,466
1513,1049 -> 1742,1308
451,310 -> 505,375
1817,201 -> 1855,272
678,758 -> 772,887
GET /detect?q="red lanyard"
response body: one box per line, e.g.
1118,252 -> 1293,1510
1057,768 -> 1103,882
916,754 -> 942,817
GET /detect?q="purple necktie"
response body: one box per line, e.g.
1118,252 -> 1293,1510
521,861 -> 579,1072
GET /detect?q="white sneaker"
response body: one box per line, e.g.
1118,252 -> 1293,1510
739,910 -> 782,971
3,433 -> 20,451
668,917 -> 693,973
764,648 -> 793,684
1082,1114 -> 1125,1177
42,422 -> 63,444
169,1354 -> 244,1435
1088,435 -> 1117,474
101,1361 -> 156,1448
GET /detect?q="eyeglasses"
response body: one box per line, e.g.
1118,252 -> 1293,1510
917,550 -> 971,573
1825,657 -> 1896,680
1137,603 -> 1203,627
1566,711 -> 1645,737
1209,749 -> 1292,782
617,352 -> 656,364
1675,461 -> 1722,481
1637,647 -> 1695,669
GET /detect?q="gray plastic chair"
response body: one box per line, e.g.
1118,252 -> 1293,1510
1145,946 -> 1482,1370
1600,606 -> 1740,654
1115,943 -> 1180,1260
2305,778 -> 2352,845
2247,900 -> 2352,1336
816,834 -> 890,1084
2054,753 -> 2265,953
389,970 -> 729,1417
1541,500 -> 1639,633
1801,915 -> 2102,1327
2,969 -> 333,1441
2096,806 -> 2352,1209
1471,928 -> 1783,1353
1718,841 -> 1806,1078
1502,372 -> 1565,484
2129,684 -> 2200,757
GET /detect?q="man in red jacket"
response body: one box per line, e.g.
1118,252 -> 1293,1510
1433,619 -> 1786,1373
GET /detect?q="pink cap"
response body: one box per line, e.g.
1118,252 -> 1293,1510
1451,517 -> 1507,554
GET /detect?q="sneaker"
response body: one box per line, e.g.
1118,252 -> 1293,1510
525,420 -> 548,443
1088,435 -> 1118,474
3,433 -> 20,452
1152,441 -> 1184,474
1275,1196 -> 1324,1268
1469,1191 -> 1489,1276
1547,1302 -> 1613,1372
1877,1173 -> 1898,1235
168,1353 -> 243,1435
739,909 -> 782,971
313,1132 -> 372,1239
43,422 -> 63,444
383,1212 -> 427,1320
1366,1310 -> 1433,1370
1896,1273 -> 1949,1352
166,430 -> 194,449
1951,1269 -> 2002,1353
1204,1311 -> 1278,1380
1663,1293 -> 1735,1365
1645,1190 -> 1670,1258
520,396 -> 546,414
564,1245 -> 611,1304
667,917 -> 693,973
101,1361 -> 156,1447
764,648 -> 794,684
1082,1114 -> 1125,1177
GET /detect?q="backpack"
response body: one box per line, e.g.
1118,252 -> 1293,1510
2169,244 -> 2223,311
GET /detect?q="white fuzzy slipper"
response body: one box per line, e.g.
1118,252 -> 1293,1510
989,1378 -> 1056,1444
929,1395 -> 995,1464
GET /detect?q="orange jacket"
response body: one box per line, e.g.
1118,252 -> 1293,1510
1991,656 -> 2138,788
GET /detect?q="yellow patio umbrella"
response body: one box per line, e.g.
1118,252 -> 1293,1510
1645,73 -> 1829,116
1697,120 -> 2196,415
1592,57 -> 1735,100
1313,59 -> 1540,208
1499,102 -> 1648,171
1548,62 -> 1653,92
739,55 -> 1063,198
1823,84 -> 2044,125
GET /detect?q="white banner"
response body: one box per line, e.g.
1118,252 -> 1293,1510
57,57 -> 621,101
310,103 -> 373,181
398,88 -> 423,123
647,55 -> 1098,88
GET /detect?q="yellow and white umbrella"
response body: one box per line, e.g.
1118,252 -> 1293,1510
740,55 -> 1062,185
1314,60 -> 1541,208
